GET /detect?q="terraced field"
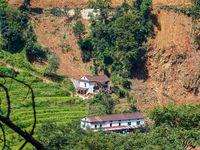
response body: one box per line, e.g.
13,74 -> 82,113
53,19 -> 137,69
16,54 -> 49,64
0,69 -> 87,148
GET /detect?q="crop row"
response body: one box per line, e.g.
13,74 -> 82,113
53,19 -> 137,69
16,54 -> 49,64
11,111 -> 87,121
0,89 -> 68,99
2,83 -> 61,91
14,115 -> 84,128
0,77 -> 42,84
12,106 -> 87,116
2,97 -> 83,108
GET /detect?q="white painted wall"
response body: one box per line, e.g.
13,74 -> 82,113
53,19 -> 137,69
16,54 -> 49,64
81,117 -> 92,130
80,81 -> 89,88
80,80 -> 94,93
108,81 -> 110,91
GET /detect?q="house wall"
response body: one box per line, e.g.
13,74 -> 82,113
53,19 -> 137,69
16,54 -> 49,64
108,81 -> 110,91
81,118 -> 145,131
80,81 -> 94,93
81,117 -> 92,130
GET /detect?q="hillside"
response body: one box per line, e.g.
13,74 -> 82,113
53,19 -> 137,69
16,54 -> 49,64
133,0 -> 200,111
0,68 -> 87,149
6,0 -> 200,108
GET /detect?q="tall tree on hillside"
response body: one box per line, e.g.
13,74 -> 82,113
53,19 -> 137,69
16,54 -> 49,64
72,20 -> 86,44
0,2 -> 30,53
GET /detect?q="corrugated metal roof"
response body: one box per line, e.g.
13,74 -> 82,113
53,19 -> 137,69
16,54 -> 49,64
80,75 -> 110,82
76,87 -> 88,91
87,112 -> 144,123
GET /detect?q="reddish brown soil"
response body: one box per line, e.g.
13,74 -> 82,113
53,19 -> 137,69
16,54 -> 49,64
32,14 -> 92,79
7,0 -> 200,110
133,3 -> 200,111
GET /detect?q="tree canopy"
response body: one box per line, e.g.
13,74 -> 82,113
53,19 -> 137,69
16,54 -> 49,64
78,0 -> 152,77
33,103 -> 200,150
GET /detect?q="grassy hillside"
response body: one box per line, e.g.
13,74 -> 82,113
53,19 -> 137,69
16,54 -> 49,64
0,67 -> 87,149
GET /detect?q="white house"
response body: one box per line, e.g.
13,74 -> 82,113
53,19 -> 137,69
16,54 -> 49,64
76,75 -> 110,94
80,112 -> 145,132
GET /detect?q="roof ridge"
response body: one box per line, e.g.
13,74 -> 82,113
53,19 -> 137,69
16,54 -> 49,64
121,113 -> 126,120
97,116 -> 103,122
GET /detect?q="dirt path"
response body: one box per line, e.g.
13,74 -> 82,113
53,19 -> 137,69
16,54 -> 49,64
2,61 -> 66,86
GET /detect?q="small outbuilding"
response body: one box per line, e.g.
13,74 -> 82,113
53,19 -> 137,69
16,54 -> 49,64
76,75 -> 110,94
80,112 -> 145,132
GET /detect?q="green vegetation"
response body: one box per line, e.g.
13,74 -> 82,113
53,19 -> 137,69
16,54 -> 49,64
0,69 -> 87,149
33,103 -> 200,150
72,20 -> 87,44
88,93 -> 119,115
76,0 -> 152,77
63,78 -> 76,93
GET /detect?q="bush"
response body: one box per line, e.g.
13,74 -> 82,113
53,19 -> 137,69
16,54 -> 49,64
0,67 -> 16,76
63,79 -> 76,93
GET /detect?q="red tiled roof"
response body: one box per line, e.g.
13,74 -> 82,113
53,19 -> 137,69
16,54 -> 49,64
87,112 -> 144,123
80,75 -> 110,82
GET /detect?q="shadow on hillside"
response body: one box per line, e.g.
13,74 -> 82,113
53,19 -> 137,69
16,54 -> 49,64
30,8 -> 43,14
150,14 -> 161,31
130,49 -> 149,81
131,61 -> 148,82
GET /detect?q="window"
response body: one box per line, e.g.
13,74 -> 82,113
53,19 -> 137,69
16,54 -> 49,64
84,83 -> 86,87
137,121 -> 140,125
110,123 -> 112,127
100,124 -> 102,129
95,125 -> 97,129
128,122 -> 131,126
119,123 -> 121,126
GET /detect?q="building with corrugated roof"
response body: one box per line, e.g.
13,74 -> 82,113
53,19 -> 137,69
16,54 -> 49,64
76,75 -> 111,94
80,112 -> 145,132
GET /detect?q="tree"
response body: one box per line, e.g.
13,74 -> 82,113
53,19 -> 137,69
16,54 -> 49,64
84,0 -> 152,77
44,57 -> 59,77
148,103 -> 200,149
0,74 -> 46,149
0,2 -> 30,53
88,0 -> 112,24
72,21 -> 86,44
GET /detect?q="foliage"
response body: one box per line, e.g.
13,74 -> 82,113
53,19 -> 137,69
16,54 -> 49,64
148,103 -> 200,149
50,5 -> 69,17
72,20 -> 86,44
0,3 -> 29,53
88,93 -> 119,115
73,8 -> 81,20
33,103 -> 200,150
0,67 -> 16,76
63,79 -> 76,93
44,56 -> 59,77
35,120 -> 86,150
82,0 -> 152,77
0,70 -> 87,148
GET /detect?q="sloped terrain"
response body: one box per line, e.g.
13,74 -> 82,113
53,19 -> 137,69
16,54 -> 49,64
0,70 -> 87,148
6,0 -> 200,108
134,1 -> 200,111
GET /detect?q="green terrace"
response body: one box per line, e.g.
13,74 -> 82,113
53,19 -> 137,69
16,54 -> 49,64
0,68 -> 88,148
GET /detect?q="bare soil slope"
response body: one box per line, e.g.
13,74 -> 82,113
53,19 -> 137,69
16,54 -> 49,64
134,2 -> 200,111
7,0 -> 200,109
